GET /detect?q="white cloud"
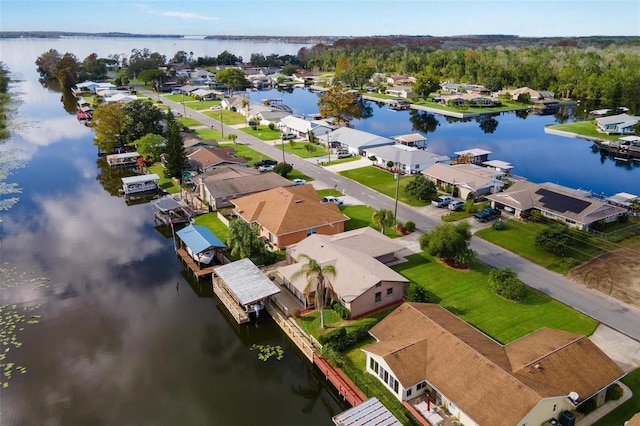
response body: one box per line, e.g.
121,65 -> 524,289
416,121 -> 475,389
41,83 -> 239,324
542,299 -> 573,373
151,10 -> 219,21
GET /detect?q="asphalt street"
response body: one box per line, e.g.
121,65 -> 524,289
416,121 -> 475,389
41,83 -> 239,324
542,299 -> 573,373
151,91 -> 640,342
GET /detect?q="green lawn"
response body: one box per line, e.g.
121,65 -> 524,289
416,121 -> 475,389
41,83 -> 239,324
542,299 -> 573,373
547,120 -> 620,141
593,368 -> 640,425
241,126 -> 283,141
317,189 -> 343,198
281,141 -> 327,158
285,169 -> 312,182
392,252 -> 598,343
323,155 -> 363,166
441,210 -> 474,222
339,166 -> 429,207
189,100 -> 222,111
194,128 -> 224,140
192,212 -> 229,243
298,305 -> 397,339
475,220 -> 607,274
202,109 -> 246,125
165,94 -> 201,103
340,205 -> 402,238
178,117 -> 203,127
147,163 -> 180,194
218,143 -> 275,166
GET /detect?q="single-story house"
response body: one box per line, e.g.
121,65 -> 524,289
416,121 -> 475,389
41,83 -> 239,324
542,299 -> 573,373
486,180 -> 627,230
275,227 -> 408,318
255,109 -> 290,125
195,165 -> 292,211
440,82 -> 488,94
182,135 -> 218,150
72,81 -> 116,95
232,184 -> 349,250
386,75 -> 416,85
482,159 -> 514,176
436,93 -> 496,106
190,88 -> 219,101
494,87 -> 554,101
392,133 -> 428,149
279,115 -> 333,139
596,113 -> 640,135
291,71 -> 319,83
103,93 -> 138,104
322,127 -> 395,157
186,146 -> 247,173
422,163 -> 505,200
363,303 -> 625,426
385,85 -> 416,99
366,144 -> 450,174
605,192 -> 639,209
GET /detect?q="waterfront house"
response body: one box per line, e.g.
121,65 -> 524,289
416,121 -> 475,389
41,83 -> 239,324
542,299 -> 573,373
275,227 -> 408,318
103,92 -> 138,104
72,81 -> 116,96
362,303 -> 624,426
279,115 -> 333,139
232,184 -> 349,250
366,144 -> 450,174
437,93 -> 496,107
596,113 -> 640,135
486,180 -> 628,230
386,75 -> 416,85
422,163 -> 505,200
322,127 -> 395,157
385,85 -> 416,99
453,148 -> 491,164
190,88 -> 220,101
495,87 -> 554,101
186,146 -> 247,174
195,165 -> 292,211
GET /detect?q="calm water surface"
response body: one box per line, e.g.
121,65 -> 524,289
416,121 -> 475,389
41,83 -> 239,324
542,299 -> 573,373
0,38 -> 345,426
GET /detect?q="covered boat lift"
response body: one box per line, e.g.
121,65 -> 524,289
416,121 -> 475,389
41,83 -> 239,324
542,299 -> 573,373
120,173 -> 160,195
175,225 -> 226,278
107,151 -> 141,167
213,258 -> 280,324
151,196 -> 193,226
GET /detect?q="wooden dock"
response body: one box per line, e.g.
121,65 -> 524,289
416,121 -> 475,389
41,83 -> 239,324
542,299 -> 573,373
212,278 -> 250,324
176,248 -> 215,278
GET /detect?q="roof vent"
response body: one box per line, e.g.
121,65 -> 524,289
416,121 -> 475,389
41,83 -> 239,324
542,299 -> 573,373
295,199 -> 304,203
568,391 -> 579,402
534,364 -> 543,370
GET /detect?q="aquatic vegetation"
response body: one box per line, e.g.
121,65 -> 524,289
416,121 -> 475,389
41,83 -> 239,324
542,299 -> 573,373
250,344 -> 284,361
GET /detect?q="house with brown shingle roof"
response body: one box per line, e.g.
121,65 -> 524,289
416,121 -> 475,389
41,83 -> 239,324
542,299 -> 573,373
186,146 -> 247,173
422,163 -> 505,200
195,165 -> 292,210
363,303 -> 624,426
232,184 -> 349,250
275,228 -> 408,317
486,180 -> 627,230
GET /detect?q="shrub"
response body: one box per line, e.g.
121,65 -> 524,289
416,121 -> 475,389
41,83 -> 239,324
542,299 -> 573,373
268,122 -> 275,130
290,308 -> 301,318
488,268 -> 526,302
606,383 -> 623,401
492,219 -> 506,230
406,283 -> 429,303
273,162 -> 293,177
318,322 -> 378,352
576,397 -> 597,415
404,221 -> 416,232
535,224 -> 570,256
332,302 -> 350,320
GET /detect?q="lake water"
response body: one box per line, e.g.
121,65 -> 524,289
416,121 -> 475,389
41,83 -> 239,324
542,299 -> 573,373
1,36 -> 639,425
246,88 -> 640,197
0,37 -> 347,425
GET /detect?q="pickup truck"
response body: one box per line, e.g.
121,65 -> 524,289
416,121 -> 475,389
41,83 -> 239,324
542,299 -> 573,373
474,207 -> 502,222
431,195 -> 454,208
253,159 -> 278,168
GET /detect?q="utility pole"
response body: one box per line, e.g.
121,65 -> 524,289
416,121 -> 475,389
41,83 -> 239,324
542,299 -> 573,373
394,152 -> 400,221
220,109 -> 224,139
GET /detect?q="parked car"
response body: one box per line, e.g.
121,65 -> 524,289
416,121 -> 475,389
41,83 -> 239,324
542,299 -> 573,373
291,179 -> 306,186
448,200 -> 465,211
321,196 -> 344,206
258,165 -> 275,172
336,150 -> 353,158
281,132 -> 296,140
209,105 -> 221,110
474,207 -> 502,222
253,159 -> 278,168
247,120 -> 258,126
431,195 -> 454,208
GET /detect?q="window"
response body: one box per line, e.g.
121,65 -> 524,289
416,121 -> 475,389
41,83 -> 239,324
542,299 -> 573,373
306,227 -> 317,236
375,283 -> 382,287
384,371 -> 389,383
417,381 -> 426,391
375,292 -> 381,303
370,358 -> 379,373
553,404 -> 557,412
386,288 -> 393,296
393,378 -> 399,393
406,388 -> 412,397
268,232 -> 274,243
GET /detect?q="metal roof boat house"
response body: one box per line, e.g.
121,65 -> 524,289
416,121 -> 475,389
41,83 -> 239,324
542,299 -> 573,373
151,196 -> 193,226
175,224 -> 227,278
106,151 -> 141,167
120,174 -> 160,195
213,258 -> 281,324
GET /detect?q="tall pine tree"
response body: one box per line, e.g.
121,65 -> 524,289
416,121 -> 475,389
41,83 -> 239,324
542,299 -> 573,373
163,110 -> 186,182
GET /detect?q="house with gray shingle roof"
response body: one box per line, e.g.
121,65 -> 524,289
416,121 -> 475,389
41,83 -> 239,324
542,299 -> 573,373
422,163 -> 505,200
367,144 -> 450,174
363,303 -> 624,426
323,127 -> 395,157
486,180 -> 627,230
595,113 -> 640,135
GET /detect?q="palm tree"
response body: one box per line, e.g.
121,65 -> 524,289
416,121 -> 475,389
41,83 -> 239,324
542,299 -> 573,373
372,208 -> 395,235
229,133 -> 238,151
290,254 -> 336,329
227,219 -> 257,259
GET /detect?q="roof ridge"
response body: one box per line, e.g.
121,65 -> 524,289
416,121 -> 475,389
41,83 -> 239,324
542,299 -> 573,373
521,334 -> 584,369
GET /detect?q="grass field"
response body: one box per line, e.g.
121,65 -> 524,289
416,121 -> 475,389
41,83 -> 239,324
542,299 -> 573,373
339,166 -> 429,207
218,143 -> 275,166
281,141 -> 327,158
547,120 -> 620,141
475,219 -> 606,274
147,163 -> 179,194
192,212 -> 229,243
340,205 -> 402,238
201,109 -> 246,125
241,126 -> 282,141
324,155 -> 363,166
178,117 -> 202,127
392,252 -> 598,343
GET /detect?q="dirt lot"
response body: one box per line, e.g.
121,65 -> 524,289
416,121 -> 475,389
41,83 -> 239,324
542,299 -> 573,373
568,245 -> 640,308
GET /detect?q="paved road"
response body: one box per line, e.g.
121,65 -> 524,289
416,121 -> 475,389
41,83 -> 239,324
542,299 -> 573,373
149,90 -> 640,342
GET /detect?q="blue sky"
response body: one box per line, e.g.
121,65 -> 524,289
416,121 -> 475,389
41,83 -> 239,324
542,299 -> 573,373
2,0 -> 639,37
